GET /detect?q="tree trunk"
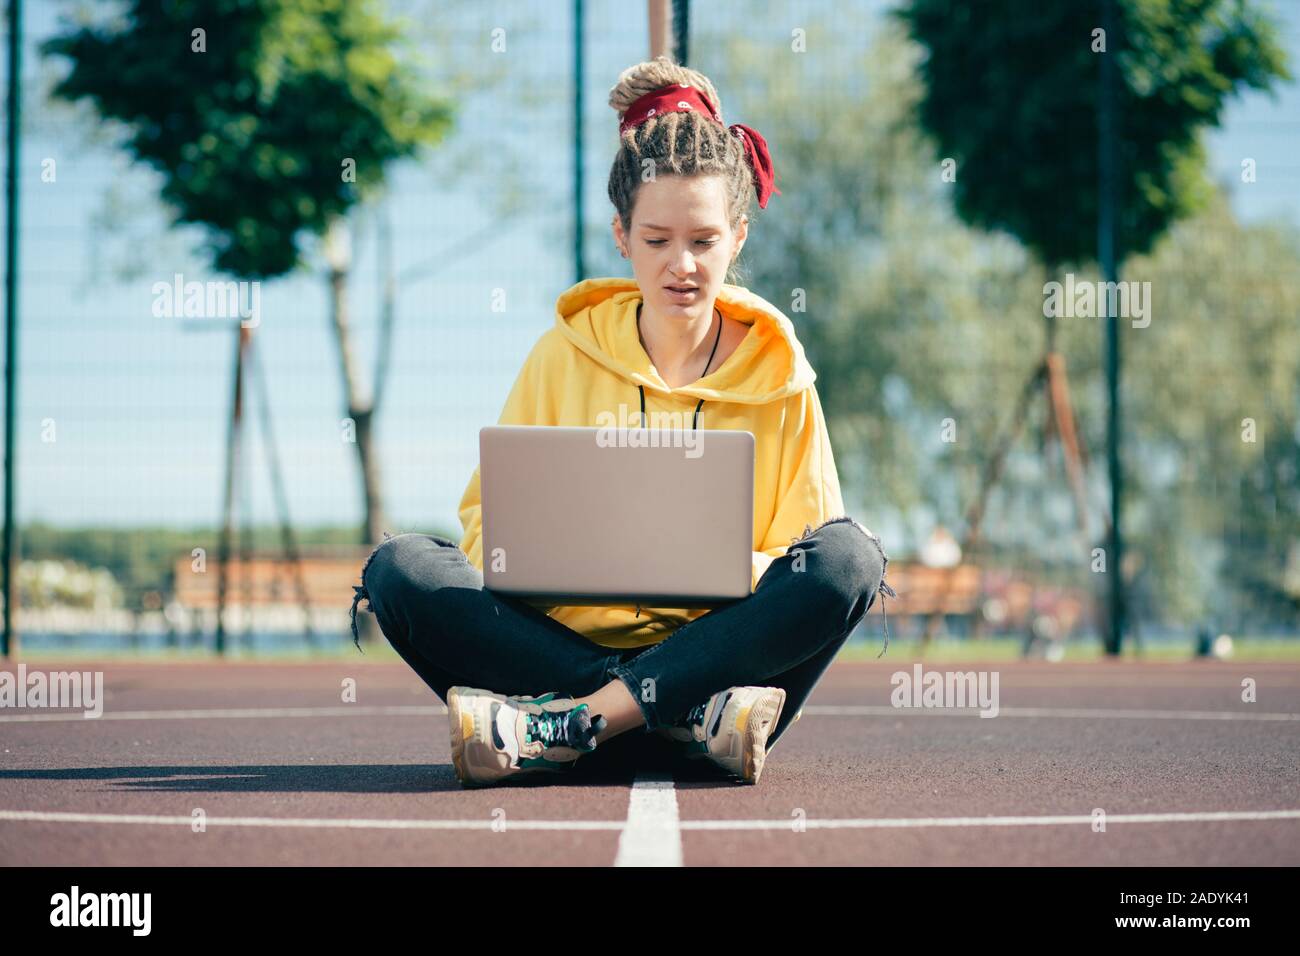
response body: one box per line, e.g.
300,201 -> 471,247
923,356 -> 1046,644
648,1 -> 672,59
325,217 -> 386,642
1044,342 -> 1092,552
216,323 -> 252,656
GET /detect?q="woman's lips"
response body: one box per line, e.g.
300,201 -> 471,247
665,286 -> 699,302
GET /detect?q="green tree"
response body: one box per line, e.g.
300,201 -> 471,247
44,0 -> 454,643
894,0 -> 1289,268
891,0 -> 1289,647
1119,193 -> 1300,631
44,0 -> 452,277
714,8 -> 1298,640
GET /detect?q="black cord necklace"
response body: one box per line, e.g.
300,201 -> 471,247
632,301 -> 722,622
636,302 -> 723,430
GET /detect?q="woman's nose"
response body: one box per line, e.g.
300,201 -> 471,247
671,247 -> 697,274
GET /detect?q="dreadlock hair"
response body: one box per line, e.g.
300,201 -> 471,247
607,56 -> 760,285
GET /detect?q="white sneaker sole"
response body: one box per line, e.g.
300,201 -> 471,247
446,685 -> 485,786
723,686 -> 787,785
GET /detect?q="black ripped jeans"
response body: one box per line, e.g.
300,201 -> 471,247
351,516 -> 893,749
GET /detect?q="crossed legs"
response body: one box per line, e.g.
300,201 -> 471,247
353,516 -> 890,751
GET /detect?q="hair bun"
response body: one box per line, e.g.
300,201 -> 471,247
608,56 -> 722,126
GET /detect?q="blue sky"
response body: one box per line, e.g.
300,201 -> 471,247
6,0 -> 1300,546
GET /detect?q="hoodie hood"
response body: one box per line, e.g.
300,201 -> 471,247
554,277 -> 815,406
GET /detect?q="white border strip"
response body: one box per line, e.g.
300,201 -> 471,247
1,808 -> 1297,832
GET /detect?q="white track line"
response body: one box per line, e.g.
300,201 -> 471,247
0,705 -> 444,723
0,810 -> 621,830
3,703 -> 1298,724
806,705 -> 1300,721
677,809 -> 1300,829
1,808 -> 1297,832
614,772 -> 683,866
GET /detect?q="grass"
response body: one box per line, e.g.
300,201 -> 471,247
6,636 -> 1300,666
2,641 -> 404,664
836,636 -> 1300,663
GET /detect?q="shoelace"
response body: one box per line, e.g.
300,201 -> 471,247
683,701 -> 708,728
527,706 -> 585,748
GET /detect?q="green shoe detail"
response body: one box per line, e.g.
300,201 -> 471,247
523,702 -> 600,753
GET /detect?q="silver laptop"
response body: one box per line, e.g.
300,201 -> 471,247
479,425 -> 754,607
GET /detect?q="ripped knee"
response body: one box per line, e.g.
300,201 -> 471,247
791,516 -> 888,575
790,516 -> 897,656
349,530 -> 398,652
792,515 -> 879,548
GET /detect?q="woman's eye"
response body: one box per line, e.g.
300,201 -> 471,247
646,239 -> 717,247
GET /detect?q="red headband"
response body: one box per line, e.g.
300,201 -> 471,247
618,83 -> 781,209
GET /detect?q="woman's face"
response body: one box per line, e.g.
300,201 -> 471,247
613,174 -> 747,321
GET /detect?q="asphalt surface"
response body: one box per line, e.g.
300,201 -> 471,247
1,657 -> 1297,866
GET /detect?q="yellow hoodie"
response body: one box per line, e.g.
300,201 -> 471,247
457,276 -> 846,650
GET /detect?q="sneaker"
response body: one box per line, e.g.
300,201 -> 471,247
656,686 -> 786,784
446,686 -> 607,788
764,706 -> 803,758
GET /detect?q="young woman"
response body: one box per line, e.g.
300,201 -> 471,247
351,57 -> 893,788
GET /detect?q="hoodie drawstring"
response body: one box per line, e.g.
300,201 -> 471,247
633,308 -> 720,618
632,388 -> 705,622
637,384 -> 707,432
634,301 -> 720,436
